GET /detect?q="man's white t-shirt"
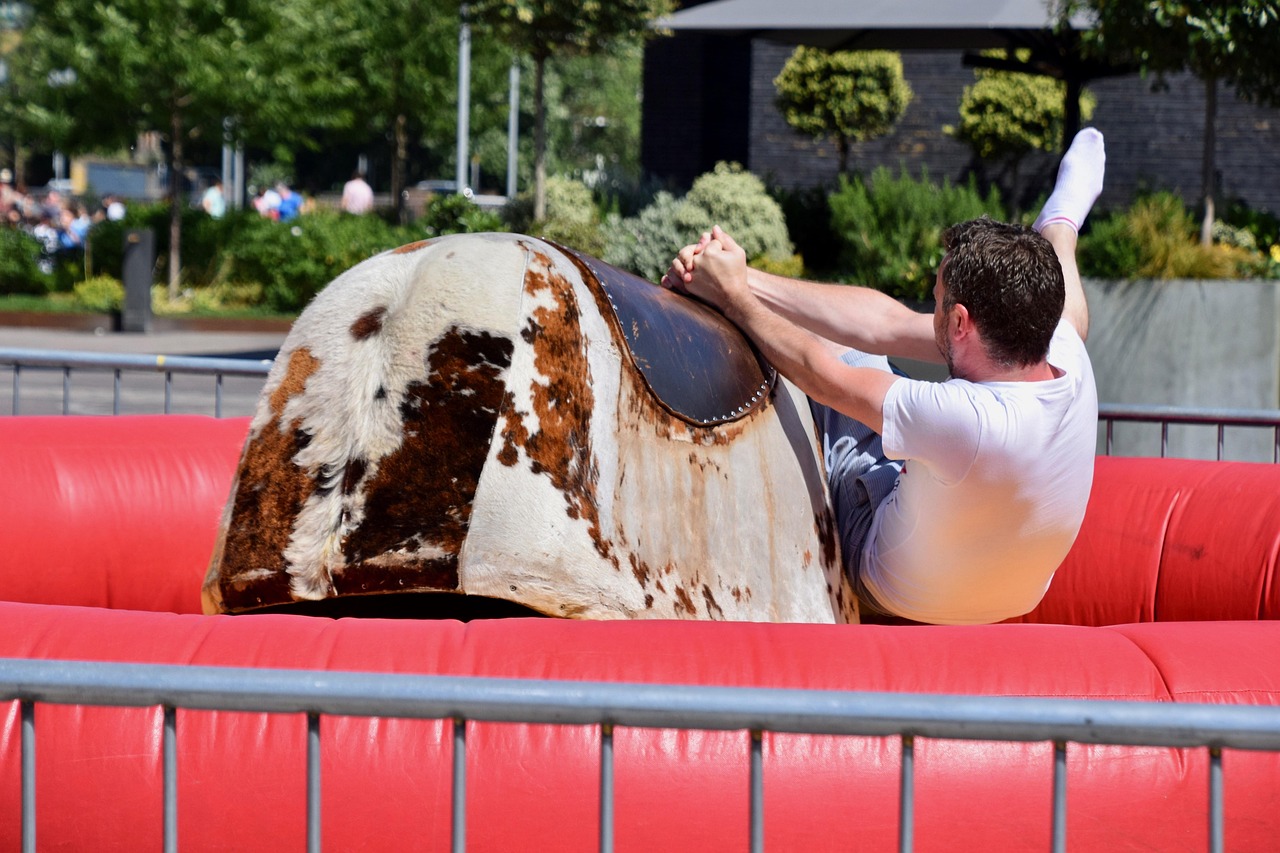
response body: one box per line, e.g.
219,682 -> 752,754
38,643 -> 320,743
863,320 -> 1098,624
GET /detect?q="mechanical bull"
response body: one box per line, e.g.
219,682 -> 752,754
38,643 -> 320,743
203,232 -> 858,623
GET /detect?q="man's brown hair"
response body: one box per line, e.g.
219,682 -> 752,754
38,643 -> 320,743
940,217 -> 1065,367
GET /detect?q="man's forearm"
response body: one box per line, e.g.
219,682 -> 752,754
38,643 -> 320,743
721,286 -> 895,433
745,268 -> 942,363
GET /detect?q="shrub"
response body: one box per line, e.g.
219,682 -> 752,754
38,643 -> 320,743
828,167 -> 1005,300
219,211 -> 409,313
774,48 -> 913,175
73,275 -> 125,313
1080,193 -> 1259,280
0,229 -> 55,295
504,175 -> 604,254
676,162 -> 793,265
601,191 -> 687,282
414,193 -> 505,238
772,185 -> 840,275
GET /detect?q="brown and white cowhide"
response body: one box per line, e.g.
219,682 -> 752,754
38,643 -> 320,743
203,232 -> 857,623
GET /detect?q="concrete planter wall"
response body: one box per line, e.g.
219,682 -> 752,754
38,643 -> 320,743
1084,278 -> 1280,461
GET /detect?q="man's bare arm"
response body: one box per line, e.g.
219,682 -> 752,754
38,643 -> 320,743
745,267 -> 942,364
679,230 -> 900,433
664,228 -> 942,364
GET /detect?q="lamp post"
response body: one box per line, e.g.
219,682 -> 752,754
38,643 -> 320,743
456,4 -> 471,196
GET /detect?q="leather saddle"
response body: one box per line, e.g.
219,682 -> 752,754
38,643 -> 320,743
558,246 -> 776,426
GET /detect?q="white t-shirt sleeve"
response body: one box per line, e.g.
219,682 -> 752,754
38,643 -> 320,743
881,379 -> 982,485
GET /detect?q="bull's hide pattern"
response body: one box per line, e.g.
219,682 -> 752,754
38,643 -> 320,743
203,232 -> 856,623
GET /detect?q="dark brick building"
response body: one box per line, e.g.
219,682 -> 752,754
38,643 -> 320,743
643,34 -> 1280,218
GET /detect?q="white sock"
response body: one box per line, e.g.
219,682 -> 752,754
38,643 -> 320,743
1034,128 -> 1106,234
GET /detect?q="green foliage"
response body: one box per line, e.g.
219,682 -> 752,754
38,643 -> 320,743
415,193 -> 506,238
220,211 -> 409,312
828,167 -> 1006,300
773,48 -> 913,173
72,275 -> 125,313
950,51 -> 1096,161
1223,200 -> 1280,251
536,43 -> 648,189
749,252 -> 806,279
675,162 -> 794,264
772,185 -> 841,275
1079,193 -> 1259,279
470,0 -> 675,220
505,175 -> 598,230
601,191 -> 686,282
469,0 -> 676,63
504,175 -> 605,253
0,229 -> 54,295
1073,0 -> 1280,105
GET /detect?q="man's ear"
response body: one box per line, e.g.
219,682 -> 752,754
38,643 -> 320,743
950,302 -> 973,339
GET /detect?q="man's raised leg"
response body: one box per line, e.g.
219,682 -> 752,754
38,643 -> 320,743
1035,128 -> 1105,339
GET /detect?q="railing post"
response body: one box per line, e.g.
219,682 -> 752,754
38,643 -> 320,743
163,706 -> 178,853
1051,740 -> 1067,853
599,724 -> 614,853
308,712 -> 322,853
899,735 -> 914,853
749,729 -> 764,853
452,717 -> 466,853
21,699 -> 35,853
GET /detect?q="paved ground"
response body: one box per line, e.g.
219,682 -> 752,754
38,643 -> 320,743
2,324 -> 287,417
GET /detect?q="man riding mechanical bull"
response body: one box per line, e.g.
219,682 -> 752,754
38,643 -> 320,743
204,130 -> 1105,627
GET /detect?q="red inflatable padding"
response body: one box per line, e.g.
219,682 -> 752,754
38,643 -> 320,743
1012,456 -> 1280,625
0,416 -> 247,614
2,604 -> 1280,852
3,415 -> 1279,626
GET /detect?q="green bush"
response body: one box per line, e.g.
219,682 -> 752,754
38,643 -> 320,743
601,191 -> 687,282
0,229 -> 55,295
772,185 -> 840,275
503,175 -> 605,254
1079,193 -> 1259,280
73,275 -> 125,313
414,193 -> 505,238
829,167 -> 1005,300
219,211 -> 408,312
675,162 -> 794,265
773,48 -> 913,174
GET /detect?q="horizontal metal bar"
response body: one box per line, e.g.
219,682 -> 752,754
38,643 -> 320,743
1098,403 -> 1280,429
2,658 -> 1279,751
0,348 -> 273,378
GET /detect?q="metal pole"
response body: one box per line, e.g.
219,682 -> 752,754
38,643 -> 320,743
308,713 -> 321,853
455,6 -> 471,196
507,59 -> 520,199
1051,740 -> 1067,853
898,735 -> 914,853
163,706 -> 178,853
452,717 -> 466,853
233,144 -> 245,211
21,700 -> 34,853
599,724 -> 614,853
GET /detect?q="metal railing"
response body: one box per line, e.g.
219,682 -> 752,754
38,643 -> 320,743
0,348 -> 273,418
4,658 -> 1278,853
1099,403 -> 1280,462
4,348 -> 1280,461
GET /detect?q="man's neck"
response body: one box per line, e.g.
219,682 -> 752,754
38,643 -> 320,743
954,358 -> 1058,384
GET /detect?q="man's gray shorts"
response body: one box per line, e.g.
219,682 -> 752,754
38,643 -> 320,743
808,348 -> 903,612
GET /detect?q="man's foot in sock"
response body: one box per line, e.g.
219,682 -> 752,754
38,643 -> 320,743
1033,128 -> 1105,234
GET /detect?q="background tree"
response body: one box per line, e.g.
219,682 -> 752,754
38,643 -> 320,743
468,0 -> 674,221
0,5 -> 31,184
326,0 -> 509,222
773,48 -> 913,176
15,0 -> 353,296
1069,0 -> 1280,244
948,49 -> 1096,214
